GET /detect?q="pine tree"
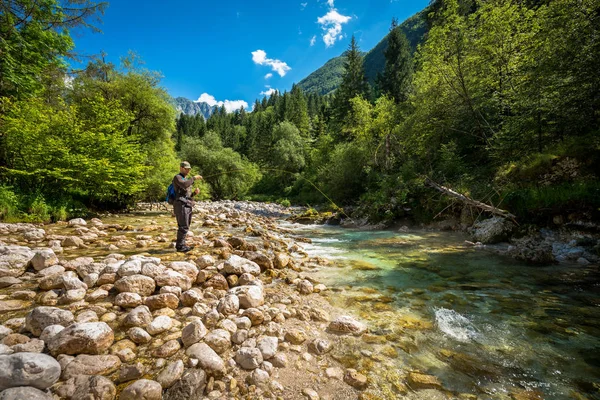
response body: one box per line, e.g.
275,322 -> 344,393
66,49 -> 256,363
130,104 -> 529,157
333,35 -> 370,128
378,18 -> 413,103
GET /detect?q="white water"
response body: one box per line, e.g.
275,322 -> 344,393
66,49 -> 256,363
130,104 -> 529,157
435,308 -> 480,343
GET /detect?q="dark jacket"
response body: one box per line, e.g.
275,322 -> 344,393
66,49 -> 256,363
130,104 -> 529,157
173,174 -> 196,204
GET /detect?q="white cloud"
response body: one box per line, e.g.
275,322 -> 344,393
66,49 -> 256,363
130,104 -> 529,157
194,93 -> 248,113
265,73 -> 273,79
310,35 -> 316,46
300,2 -> 308,10
260,86 -> 278,96
317,9 -> 351,47
327,0 -> 334,7
251,50 -> 291,77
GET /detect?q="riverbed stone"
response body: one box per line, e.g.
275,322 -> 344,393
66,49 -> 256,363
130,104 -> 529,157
0,387 -> 53,400
66,374 -> 116,400
472,217 -> 515,244
61,354 -> 121,380
181,320 -> 208,347
122,306 -> 152,328
146,315 -> 172,335
235,347 -> 263,370
0,245 -> 34,277
222,255 -> 261,276
185,343 -> 226,376
120,379 -> 162,400
128,327 -> 152,344
230,285 -> 264,308
31,248 -> 59,271
145,293 -> 179,310
153,340 -> 180,358
217,294 -> 239,315
169,261 -> 198,282
203,273 -> 228,290
328,316 -> 367,335
48,322 -> 114,356
163,369 -> 206,400
115,292 -> 143,308
25,306 -> 75,336
344,369 -> 368,390
204,329 -> 231,354
114,275 -> 155,296
195,255 -> 215,269
155,270 -> 192,291
0,352 -> 61,390
156,359 -> 185,389
257,336 -> 278,360
407,371 -> 443,390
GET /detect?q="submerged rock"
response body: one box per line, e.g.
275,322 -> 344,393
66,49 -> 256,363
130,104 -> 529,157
0,352 -> 61,390
471,217 -> 515,244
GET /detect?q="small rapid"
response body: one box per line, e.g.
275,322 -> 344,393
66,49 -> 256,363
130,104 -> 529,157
434,308 -> 480,343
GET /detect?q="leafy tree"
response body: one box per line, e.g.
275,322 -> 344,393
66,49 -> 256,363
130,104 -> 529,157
180,132 -> 261,199
270,121 -> 306,173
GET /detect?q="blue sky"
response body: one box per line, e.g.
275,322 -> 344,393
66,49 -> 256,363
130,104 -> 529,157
72,0 -> 429,111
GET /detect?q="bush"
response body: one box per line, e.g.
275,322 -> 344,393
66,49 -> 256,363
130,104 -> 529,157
277,198 -> 291,207
27,194 -> 51,223
0,186 -> 19,221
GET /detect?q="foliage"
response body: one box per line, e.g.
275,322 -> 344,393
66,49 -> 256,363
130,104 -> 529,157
179,133 -> 261,200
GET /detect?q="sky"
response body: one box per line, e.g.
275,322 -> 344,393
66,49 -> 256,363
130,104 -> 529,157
72,0 -> 429,112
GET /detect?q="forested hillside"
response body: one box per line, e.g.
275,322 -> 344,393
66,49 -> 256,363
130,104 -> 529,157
297,9 -> 428,95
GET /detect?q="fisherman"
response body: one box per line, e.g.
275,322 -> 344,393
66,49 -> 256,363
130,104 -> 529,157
173,161 -> 202,252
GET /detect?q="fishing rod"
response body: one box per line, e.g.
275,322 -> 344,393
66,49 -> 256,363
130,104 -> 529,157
199,167 -> 353,221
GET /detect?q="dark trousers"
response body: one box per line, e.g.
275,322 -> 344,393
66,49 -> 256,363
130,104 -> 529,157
173,200 -> 192,249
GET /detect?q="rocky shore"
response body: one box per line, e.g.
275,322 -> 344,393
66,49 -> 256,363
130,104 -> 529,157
0,201 -> 453,400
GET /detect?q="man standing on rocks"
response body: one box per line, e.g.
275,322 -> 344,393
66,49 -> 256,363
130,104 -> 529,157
173,161 -> 202,252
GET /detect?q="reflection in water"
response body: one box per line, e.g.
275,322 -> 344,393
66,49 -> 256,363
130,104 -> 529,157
285,222 -> 600,399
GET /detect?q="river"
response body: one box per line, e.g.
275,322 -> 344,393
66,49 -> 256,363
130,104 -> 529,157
284,222 -> 600,399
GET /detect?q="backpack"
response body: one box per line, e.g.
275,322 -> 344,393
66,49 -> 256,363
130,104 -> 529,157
166,183 -> 176,205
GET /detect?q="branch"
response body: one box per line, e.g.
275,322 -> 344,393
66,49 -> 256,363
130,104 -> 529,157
425,177 -> 517,220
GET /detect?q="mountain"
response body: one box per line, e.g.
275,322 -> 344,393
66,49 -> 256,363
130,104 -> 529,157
297,9 -> 429,95
172,97 -> 215,119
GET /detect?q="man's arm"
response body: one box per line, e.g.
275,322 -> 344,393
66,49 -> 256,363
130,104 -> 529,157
174,174 -> 194,191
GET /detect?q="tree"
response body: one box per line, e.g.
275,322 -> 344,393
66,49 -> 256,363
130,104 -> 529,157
378,18 -> 413,103
333,35 -> 370,133
271,121 -> 306,173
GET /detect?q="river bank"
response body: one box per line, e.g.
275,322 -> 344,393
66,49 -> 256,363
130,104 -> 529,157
0,200 -> 463,400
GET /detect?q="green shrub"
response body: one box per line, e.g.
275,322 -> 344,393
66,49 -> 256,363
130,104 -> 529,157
0,186 -> 19,221
28,194 -> 51,223
277,198 -> 291,207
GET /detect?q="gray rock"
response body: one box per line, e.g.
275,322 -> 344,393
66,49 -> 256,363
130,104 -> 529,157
155,270 -> 192,291
25,306 -> 74,337
222,255 -> 260,276
216,294 -> 239,315
61,354 -> 121,380
114,275 -> 155,296
0,245 -> 34,277
204,329 -> 231,354
117,260 -> 142,277
119,379 -> 162,400
128,327 -> 152,344
472,217 -> 515,244
146,315 -> 172,336
168,261 -> 198,282
0,387 -> 52,400
122,306 -> 152,328
186,343 -> 225,376
117,362 -> 146,383
31,249 -> 59,271
47,322 -> 114,356
163,369 -> 206,400
12,338 -> 45,353
67,374 -> 116,400
328,316 -> 367,335
229,285 -> 264,308
308,338 -> 332,355
115,292 -> 143,308
181,320 -> 207,348
156,359 -> 184,389
257,336 -> 278,360
0,352 -> 61,390
235,347 -> 263,370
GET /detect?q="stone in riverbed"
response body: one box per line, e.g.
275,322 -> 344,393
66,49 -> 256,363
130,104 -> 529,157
168,261 -> 198,282
230,285 -> 264,308
128,327 -> 152,344
181,320 -> 208,348
222,255 -> 260,276
0,352 -> 61,390
344,369 -> 368,390
25,306 -> 75,336
146,315 -> 172,335
61,354 -> 121,380
0,387 -> 53,400
155,270 -> 192,291
204,329 -> 231,354
119,379 -> 162,400
114,275 -> 155,296
185,343 -> 225,376
64,374 -> 116,400
216,294 -> 239,315
203,273 -> 228,290
30,248 -> 59,271
122,306 -> 153,328
145,293 -> 179,310
0,245 -> 35,277
47,322 -> 114,356
115,292 -> 143,308
308,338 -> 332,355
284,329 -> 306,345
406,371 -> 442,390
156,359 -> 185,389
163,369 -> 206,400
234,347 -> 263,370
328,316 -> 367,336
153,340 -> 180,358
257,336 -> 278,360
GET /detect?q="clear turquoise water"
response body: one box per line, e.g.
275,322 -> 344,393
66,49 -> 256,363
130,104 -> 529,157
285,223 -> 600,399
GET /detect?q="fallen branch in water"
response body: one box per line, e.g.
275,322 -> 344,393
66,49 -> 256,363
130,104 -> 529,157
425,178 -> 517,220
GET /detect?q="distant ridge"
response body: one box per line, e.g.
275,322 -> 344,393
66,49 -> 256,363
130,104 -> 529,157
172,97 -> 215,119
